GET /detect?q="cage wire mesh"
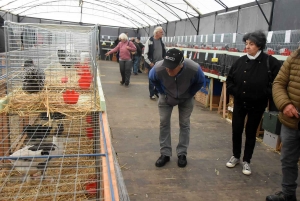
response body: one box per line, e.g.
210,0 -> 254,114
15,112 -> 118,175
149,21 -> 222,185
3,22 -> 100,114
0,53 -> 6,99
0,22 -> 130,201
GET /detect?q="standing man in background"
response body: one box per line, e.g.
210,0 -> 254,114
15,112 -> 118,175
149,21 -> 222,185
135,37 -> 144,73
132,37 -> 143,75
144,26 -> 166,100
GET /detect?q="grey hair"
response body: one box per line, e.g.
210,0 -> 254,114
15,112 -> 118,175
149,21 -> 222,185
119,33 -> 128,41
153,26 -> 163,35
242,30 -> 267,50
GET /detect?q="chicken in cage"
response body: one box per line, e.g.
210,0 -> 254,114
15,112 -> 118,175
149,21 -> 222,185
1,21 -> 129,201
3,22 -> 101,114
22,59 -> 45,93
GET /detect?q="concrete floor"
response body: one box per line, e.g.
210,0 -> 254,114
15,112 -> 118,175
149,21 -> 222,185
99,60 -> 300,201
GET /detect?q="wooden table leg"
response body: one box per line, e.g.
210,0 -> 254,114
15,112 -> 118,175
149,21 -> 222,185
222,82 -> 227,118
209,78 -> 214,111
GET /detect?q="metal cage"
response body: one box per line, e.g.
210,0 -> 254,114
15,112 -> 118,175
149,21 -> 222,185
0,22 -> 129,201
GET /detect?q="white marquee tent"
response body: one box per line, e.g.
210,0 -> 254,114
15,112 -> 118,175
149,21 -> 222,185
0,0 -> 257,27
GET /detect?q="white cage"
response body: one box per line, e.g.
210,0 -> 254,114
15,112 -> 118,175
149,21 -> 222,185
0,22 -> 129,201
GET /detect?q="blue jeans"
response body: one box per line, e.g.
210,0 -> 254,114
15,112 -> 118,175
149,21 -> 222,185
148,70 -> 158,97
280,124 -> 300,195
158,95 -> 194,156
133,55 -> 140,73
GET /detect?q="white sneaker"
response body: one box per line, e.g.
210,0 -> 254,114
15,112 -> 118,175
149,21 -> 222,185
226,156 -> 240,168
150,96 -> 156,100
242,162 -> 251,175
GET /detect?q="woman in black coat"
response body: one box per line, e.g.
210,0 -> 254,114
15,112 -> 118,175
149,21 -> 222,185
226,30 -> 281,175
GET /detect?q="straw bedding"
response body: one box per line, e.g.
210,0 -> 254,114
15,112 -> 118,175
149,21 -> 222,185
0,113 -> 101,200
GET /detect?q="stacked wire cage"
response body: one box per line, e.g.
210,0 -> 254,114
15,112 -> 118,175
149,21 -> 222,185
0,21 -> 129,201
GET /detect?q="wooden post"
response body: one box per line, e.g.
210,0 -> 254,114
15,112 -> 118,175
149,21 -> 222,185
209,78 -> 214,111
256,116 -> 264,137
206,78 -> 213,109
112,53 -> 117,62
218,81 -> 227,118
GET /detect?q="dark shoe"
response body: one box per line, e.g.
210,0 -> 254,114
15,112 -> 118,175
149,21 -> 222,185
155,155 -> 170,167
178,155 -> 187,168
177,155 -> 187,167
138,70 -> 142,73
120,81 -> 124,85
125,83 -> 129,87
134,73 -> 138,75
266,191 -> 297,201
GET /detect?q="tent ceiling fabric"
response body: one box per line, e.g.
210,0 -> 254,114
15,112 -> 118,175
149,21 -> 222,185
0,0 -> 256,28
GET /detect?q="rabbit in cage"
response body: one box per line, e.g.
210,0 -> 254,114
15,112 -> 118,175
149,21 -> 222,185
22,59 -> 45,93
9,122 -> 65,182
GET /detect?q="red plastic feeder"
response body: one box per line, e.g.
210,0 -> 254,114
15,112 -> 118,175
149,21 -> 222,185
80,72 -> 92,82
85,182 -> 97,195
78,78 -> 91,89
86,127 -> 93,139
77,69 -> 92,76
63,90 -> 79,104
61,77 -> 68,83
267,49 -> 275,55
86,116 -> 92,124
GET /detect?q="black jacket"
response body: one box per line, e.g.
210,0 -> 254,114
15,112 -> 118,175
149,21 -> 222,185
226,52 -> 281,108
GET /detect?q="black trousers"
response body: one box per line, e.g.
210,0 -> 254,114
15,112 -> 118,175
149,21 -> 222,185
119,60 -> 132,85
232,104 -> 265,163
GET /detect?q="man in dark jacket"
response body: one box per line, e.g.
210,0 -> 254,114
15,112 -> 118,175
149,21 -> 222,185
149,48 -> 205,168
132,38 -> 143,75
135,37 -> 144,73
144,26 -> 166,100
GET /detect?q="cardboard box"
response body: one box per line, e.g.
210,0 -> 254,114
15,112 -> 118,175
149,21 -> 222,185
262,111 -> 281,135
263,130 -> 281,150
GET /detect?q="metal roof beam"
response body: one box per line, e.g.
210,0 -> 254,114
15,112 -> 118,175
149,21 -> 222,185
255,0 -> 270,26
214,0 -> 228,11
123,0 -> 156,26
156,0 -> 197,18
151,0 -> 181,20
140,0 -> 168,22
185,13 -> 197,33
94,0 -> 166,25
183,0 -> 202,16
